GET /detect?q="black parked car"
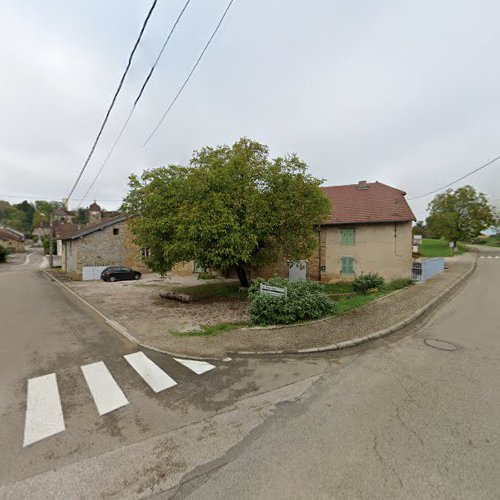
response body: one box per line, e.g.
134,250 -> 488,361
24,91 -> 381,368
100,266 -> 142,282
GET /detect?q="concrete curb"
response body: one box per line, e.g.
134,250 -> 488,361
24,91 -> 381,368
232,253 -> 478,356
42,253 -> 476,360
41,270 -> 224,361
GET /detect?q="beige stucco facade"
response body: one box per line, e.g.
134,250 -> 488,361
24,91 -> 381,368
308,221 -> 413,283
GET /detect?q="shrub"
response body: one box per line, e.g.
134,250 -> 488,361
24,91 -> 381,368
197,271 -> 216,280
248,277 -> 335,325
352,273 -> 385,295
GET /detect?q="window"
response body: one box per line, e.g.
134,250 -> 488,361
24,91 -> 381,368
341,256 -> 355,275
141,247 -> 150,258
341,228 -> 355,246
113,228 -> 119,235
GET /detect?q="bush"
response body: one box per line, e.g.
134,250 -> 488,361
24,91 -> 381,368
248,277 -> 335,325
0,246 -> 9,263
352,273 -> 385,295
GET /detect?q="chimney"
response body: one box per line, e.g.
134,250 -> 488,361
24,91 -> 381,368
357,180 -> 368,190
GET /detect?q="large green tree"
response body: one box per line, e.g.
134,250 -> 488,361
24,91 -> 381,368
124,138 -> 331,287
426,185 -> 497,244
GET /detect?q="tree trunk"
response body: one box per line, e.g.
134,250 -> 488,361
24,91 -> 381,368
236,265 -> 249,288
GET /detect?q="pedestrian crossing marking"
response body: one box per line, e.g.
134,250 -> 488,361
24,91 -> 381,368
23,373 -> 65,447
124,352 -> 177,393
173,357 -> 216,375
81,361 -> 129,415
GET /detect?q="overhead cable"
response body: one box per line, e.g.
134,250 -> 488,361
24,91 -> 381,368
77,0 -> 192,208
407,154 -> 500,200
143,0 -> 235,147
66,0 -> 159,202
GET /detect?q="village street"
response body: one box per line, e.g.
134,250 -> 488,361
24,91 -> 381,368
0,248 -> 499,498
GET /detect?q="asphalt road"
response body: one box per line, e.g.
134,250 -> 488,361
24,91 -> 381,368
170,246 -> 500,500
1,247 -> 499,499
0,252 -> 330,497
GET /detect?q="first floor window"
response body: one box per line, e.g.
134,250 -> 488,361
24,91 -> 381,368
341,256 -> 355,275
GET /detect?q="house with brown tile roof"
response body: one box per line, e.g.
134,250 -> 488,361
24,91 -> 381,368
307,181 -> 416,282
59,215 -> 149,277
0,227 -> 26,253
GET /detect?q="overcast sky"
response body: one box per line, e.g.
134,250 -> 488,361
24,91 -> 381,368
1,0 -> 499,220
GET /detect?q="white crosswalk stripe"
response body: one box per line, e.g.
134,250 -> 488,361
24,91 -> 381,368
81,361 -> 129,415
20,352 -> 225,444
23,373 -> 65,447
124,352 -> 177,393
173,357 -> 216,375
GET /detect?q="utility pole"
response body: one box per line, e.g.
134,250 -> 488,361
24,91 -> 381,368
48,211 -> 54,268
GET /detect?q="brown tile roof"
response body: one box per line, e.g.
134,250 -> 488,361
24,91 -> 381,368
54,222 -> 82,239
61,214 -> 128,240
320,181 -> 416,225
0,228 -> 25,242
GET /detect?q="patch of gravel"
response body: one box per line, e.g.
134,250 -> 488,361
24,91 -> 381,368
62,255 -> 474,358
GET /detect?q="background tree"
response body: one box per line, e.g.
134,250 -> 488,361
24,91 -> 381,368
426,186 -> 496,244
0,200 -> 31,233
412,221 -> 429,238
32,200 -> 64,229
124,138 -> 331,287
73,208 -> 89,225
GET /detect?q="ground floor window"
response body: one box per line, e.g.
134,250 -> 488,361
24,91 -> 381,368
341,256 -> 355,275
141,247 -> 150,258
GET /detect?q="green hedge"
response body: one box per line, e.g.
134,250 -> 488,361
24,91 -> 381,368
248,277 -> 335,325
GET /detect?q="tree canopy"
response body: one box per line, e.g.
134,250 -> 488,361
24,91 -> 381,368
123,138 -> 331,286
426,185 -> 497,243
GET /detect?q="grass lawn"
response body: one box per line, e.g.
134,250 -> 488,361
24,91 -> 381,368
420,239 -> 468,257
169,278 -> 413,333
171,280 -> 246,299
322,278 -> 413,315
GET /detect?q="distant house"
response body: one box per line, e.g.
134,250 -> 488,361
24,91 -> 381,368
307,181 -> 416,282
0,227 -> 25,253
33,221 -> 51,242
60,215 -> 148,277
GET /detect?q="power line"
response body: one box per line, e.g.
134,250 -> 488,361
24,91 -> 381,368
0,193 -> 123,202
143,0 -> 235,147
66,0 -> 159,202
77,0 -> 192,208
408,154 -> 500,201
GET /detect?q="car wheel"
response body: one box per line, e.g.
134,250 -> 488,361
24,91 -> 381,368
109,276 -> 116,282
134,274 -> 140,280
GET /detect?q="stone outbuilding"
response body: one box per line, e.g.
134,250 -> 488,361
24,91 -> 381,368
60,215 -> 148,277
0,227 -> 25,253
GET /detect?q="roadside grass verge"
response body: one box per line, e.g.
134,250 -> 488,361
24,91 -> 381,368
420,239 -> 468,257
170,280 -> 246,300
325,278 -> 413,315
171,321 -> 249,337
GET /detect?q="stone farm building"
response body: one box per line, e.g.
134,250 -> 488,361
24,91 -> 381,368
60,215 -> 148,277
252,181 -> 416,283
309,181 -> 416,282
0,227 -> 25,253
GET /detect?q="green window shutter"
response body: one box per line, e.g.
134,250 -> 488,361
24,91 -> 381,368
341,256 -> 354,275
341,229 -> 355,246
